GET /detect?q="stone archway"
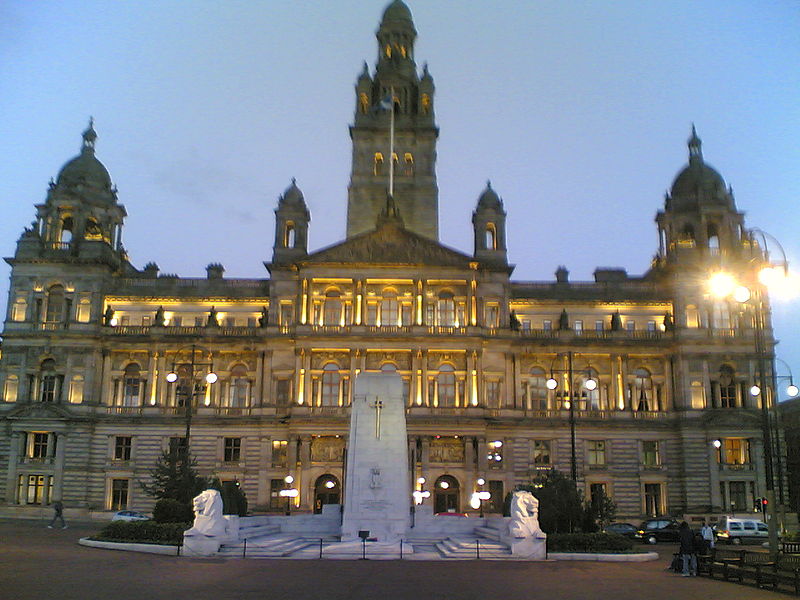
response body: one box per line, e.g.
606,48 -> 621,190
313,474 -> 341,514
433,475 -> 460,514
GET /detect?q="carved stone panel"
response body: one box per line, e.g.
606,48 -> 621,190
429,438 -> 465,463
311,436 -> 345,462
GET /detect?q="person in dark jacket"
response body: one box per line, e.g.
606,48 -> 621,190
48,500 -> 67,529
678,521 -> 696,576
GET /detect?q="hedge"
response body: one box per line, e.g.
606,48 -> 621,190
546,532 -> 634,553
92,521 -> 191,546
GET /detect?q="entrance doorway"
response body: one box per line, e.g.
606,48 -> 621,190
314,474 -> 341,514
433,475 -> 460,514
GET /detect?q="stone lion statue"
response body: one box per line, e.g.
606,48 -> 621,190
184,489 -> 227,537
508,490 -> 544,539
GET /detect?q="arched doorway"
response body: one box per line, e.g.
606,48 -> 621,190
313,474 -> 341,514
434,475 -> 460,514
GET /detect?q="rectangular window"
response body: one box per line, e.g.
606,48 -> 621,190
647,320 -> 656,332
573,320 -> 583,334
24,474 -> 48,504
114,436 -> 132,461
12,296 -> 27,321
280,303 -> 294,326
168,437 -> 187,455
729,481 -> 747,511
532,440 -> 551,465
485,305 -> 499,328
642,440 -> 660,466
521,320 -> 531,332
366,303 -> 378,326
120,315 -> 130,326
543,320 -> 552,331
587,440 -> 606,466
194,316 -> 204,326
224,438 -> 242,462
68,376 -> 84,404
247,317 -> 256,328
720,438 -> 750,465
225,317 -> 235,327
595,320 -> 604,332
271,440 -> 288,468
4,376 -> 19,402
111,479 -> 129,510
643,483 -> 662,517
486,380 -> 501,408
401,303 -> 412,327
589,482 -> 607,510
40,375 -> 57,402
625,320 -> 635,332
76,298 -> 91,323
142,316 -> 151,326
29,432 -> 50,458
270,478 -> 285,510
172,316 -> 182,327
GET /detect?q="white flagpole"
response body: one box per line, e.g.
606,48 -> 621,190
388,86 -> 395,197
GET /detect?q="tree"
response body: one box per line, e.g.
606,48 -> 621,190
140,449 -> 207,505
587,486 -> 617,531
530,469 -> 585,533
208,477 -> 249,516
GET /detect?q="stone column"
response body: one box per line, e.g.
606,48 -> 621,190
420,437 -> 431,483
477,436 -> 488,471
298,436 -> 312,510
256,436 -> 271,508
100,352 -> 113,406
465,436 -> 476,473
707,442 -> 722,509
156,350 -> 168,406
702,359 -> 712,409
144,351 -> 156,407
6,432 -> 21,505
663,357 -> 673,411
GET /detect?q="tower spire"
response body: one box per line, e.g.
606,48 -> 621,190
82,117 -> 97,153
688,123 -> 702,164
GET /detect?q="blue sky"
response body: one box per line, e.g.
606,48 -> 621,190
1,0 -> 799,391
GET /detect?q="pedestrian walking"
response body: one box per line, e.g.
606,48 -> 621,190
48,500 -> 67,529
701,521 -> 715,551
678,521 -> 697,576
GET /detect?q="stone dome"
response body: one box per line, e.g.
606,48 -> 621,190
279,178 -> 307,208
477,181 -> 502,210
381,0 -> 413,24
55,122 -> 112,190
668,126 -> 730,209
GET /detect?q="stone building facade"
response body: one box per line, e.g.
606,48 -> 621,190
0,1 -> 782,521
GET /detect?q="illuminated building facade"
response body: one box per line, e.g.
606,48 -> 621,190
0,1 -> 781,521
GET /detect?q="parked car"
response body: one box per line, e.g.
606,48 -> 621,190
635,518 -> 681,544
714,517 -> 769,545
111,510 -> 150,522
604,522 -> 638,539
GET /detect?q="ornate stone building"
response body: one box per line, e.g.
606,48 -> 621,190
0,1 -> 781,521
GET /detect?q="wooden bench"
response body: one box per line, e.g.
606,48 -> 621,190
758,553 -> 800,595
701,548 -> 800,595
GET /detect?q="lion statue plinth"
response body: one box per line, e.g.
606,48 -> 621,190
508,490 -> 544,539
184,489 -> 227,538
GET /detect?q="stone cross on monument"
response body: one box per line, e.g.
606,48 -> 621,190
371,399 -> 383,438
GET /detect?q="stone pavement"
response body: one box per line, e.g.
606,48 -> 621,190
0,518 -> 791,600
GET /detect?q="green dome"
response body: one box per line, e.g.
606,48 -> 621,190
55,121 -> 112,190
381,0 -> 413,24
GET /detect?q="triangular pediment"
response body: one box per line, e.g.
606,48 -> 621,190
302,222 -> 476,268
4,402 -> 73,421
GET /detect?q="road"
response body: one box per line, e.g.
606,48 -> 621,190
0,518 -> 790,600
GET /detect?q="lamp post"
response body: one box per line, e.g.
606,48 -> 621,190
707,230 -> 798,557
165,344 -> 217,455
546,351 -> 598,482
280,475 -> 298,515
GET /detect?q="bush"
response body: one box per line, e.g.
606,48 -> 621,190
547,532 -> 634,553
153,498 -> 194,523
93,521 -> 190,545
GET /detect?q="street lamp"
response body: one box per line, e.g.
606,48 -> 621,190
473,478 -> 490,517
546,352 -> 598,481
164,345 -> 217,455
413,476 -> 430,505
279,475 -> 298,515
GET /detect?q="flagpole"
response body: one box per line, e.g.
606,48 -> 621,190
388,86 -> 395,197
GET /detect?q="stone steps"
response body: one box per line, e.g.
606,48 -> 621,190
238,524 -> 280,539
435,536 -> 511,559
219,534 -> 330,558
473,525 -> 504,542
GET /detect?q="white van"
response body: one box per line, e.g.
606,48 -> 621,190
714,517 -> 769,544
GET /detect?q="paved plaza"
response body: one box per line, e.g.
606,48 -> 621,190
0,518 -> 790,600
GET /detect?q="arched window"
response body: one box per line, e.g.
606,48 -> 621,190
434,475 -> 460,514
485,223 -> 497,250
680,224 -> 695,242
11,295 -> 27,322
404,153 -> 414,176
717,365 -> 737,408
421,94 -> 431,115
380,363 -> 397,373
283,222 -> 295,248
85,219 -> 103,241
437,291 -> 455,327
59,216 -> 73,243
385,44 -> 392,58
437,364 -> 456,407
122,363 -> 141,406
359,92 -> 369,115
380,289 -> 398,327
229,364 -> 250,407
391,152 -> 399,173
323,290 -> 342,326
321,363 -> 340,406
707,224 -> 720,254
373,152 -> 384,176
45,285 -> 65,323
633,368 -> 653,412
39,359 -> 57,403
527,367 -> 548,410
313,474 -> 341,514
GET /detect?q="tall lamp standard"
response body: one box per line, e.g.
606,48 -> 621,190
546,352 -> 598,482
165,345 -> 217,455
708,230 -> 799,557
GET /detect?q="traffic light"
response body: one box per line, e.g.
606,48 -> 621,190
761,497 -> 768,518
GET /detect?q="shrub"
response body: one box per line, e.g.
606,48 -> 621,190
153,498 -> 194,523
547,532 -> 634,553
93,521 -> 190,545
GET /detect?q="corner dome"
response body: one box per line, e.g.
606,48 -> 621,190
55,121 -> 112,190
477,181 -> 502,210
668,126 -> 731,209
279,178 -> 307,208
381,0 -> 413,24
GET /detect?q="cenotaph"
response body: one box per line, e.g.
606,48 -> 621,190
340,373 -> 409,542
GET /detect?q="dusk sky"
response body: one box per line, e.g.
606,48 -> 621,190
1,1 -> 798,394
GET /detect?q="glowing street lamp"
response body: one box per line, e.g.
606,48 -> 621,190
164,345 -> 217,455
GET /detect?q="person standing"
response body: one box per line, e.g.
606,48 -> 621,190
48,499 -> 67,529
701,521 -> 715,551
678,521 -> 697,576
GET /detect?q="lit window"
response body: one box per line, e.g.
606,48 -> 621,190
271,440 -> 288,467
437,291 -> 455,326
229,364 -> 250,407
122,364 -> 141,406
114,436 -> 132,461
321,364 -> 340,406
437,365 -> 456,407
404,153 -> 414,176
4,375 -> 19,402
532,440 -> 551,465
421,94 -> 431,115
45,285 -> 65,323
642,440 -> 660,466
12,296 -> 27,322
359,92 -> 369,114
373,152 -> 384,176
